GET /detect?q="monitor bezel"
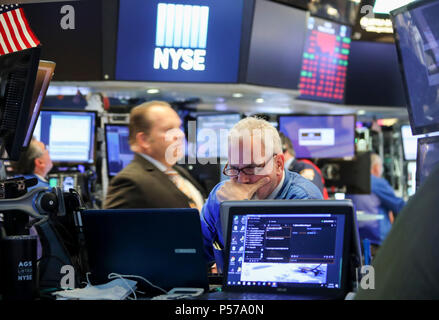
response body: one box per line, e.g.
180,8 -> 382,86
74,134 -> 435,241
277,113 -> 357,159
23,60 -> 56,149
390,0 -> 439,135
39,108 -> 98,166
416,135 -> 439,189
222,201 -> 353,299
104,123 -> 132,178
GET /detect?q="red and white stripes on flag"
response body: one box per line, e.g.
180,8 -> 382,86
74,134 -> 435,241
0,4 -> 40,56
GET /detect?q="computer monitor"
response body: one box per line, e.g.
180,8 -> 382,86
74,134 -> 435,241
416,135 -> 439,189
317,151 -> 371,194
220,200 -> 361,296
196,113 -> 241,159
401,124 -> 420,161
61,175 -> 75,192
104,124 -> 134,177
391,0 -> 439,135
34,110 -> 96,164
115,0 -> 244,83
278,114 -> 356,159
297,16 -> 351,104
81,208 -> 209,292
181,162 -> 220,194
23,60 -> 56,149
0,47 -> 41,160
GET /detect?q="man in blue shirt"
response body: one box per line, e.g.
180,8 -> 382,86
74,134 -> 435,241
200,117 -> 323,272
10,138 -> 52,189
355,164 -> 439,299
347,153 -> 405,251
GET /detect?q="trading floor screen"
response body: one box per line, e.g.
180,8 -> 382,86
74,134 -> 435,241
298,17 -> 351,103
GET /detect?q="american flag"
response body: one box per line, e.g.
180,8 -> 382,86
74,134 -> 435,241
0,3 -> 40,56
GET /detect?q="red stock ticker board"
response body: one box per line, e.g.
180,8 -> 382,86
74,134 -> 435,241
298,17 -> 351,104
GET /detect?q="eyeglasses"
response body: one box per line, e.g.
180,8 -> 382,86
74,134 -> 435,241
223,154 -> 277,177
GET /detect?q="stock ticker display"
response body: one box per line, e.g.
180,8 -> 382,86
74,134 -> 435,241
298,17 -> 351,103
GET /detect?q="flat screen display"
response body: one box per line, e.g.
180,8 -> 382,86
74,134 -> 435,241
345,41 -> 407,107
226,213 -> 346,290
34,110 -> 96,164
116,0 -> 244,83
279,115 -> 355,159
392,0 -> 439,134
105,124 -> 134,177
245,0 -> 307,90
297,16 -> 351,103
196,113 -> 241,159
417,135 -> 439,188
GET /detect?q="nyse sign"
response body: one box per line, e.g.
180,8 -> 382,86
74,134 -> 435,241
154,48 -> 205,70
153,3 -> 209,71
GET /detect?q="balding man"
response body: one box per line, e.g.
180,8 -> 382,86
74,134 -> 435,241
200,117 -> 323,271
11,138 -> 53,189
347,153 -> 406,255
104,101 -> 206,210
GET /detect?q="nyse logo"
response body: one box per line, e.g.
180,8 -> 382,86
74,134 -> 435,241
153,3 -> 209,71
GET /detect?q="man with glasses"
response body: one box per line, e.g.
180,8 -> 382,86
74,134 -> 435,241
200,117 -> 323,272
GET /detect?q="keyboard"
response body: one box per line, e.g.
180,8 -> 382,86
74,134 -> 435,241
197,291 -> 328,300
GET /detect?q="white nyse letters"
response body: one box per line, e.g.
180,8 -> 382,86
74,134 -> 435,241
154,48 -> 206,71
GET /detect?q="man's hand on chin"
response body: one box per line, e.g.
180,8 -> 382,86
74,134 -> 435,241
216,177 -> 271,202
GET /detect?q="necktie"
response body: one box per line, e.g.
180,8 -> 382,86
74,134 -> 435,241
165,169 -> 204,212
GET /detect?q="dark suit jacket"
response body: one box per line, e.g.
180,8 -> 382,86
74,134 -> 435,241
104,154 -> 207,209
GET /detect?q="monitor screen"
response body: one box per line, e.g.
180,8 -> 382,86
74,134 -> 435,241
245,0 -> 307,90
115,0 -> 244,83
105,124 -> 134,177
401,124 -> 420,160
196,113 -> 241,159
417,135 -> 439,189
62,175 -> 75,192
278,115 -> 356,159
297,16 -> 351,103
392,0 -> 439,134
225,213 -> 346,290
345,41 -> 407,107
34,110 -> 96,164
49,176 -> 58,188
318,152 -> 371,195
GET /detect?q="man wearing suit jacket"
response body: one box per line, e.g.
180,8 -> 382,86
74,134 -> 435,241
104,101 -> 206,210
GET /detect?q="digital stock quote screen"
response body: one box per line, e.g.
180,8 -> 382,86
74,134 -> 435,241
298,17 -> 351,103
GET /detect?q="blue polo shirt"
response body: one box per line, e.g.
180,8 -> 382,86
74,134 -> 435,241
200,170 -> 323,271
347,175 -> 406,245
